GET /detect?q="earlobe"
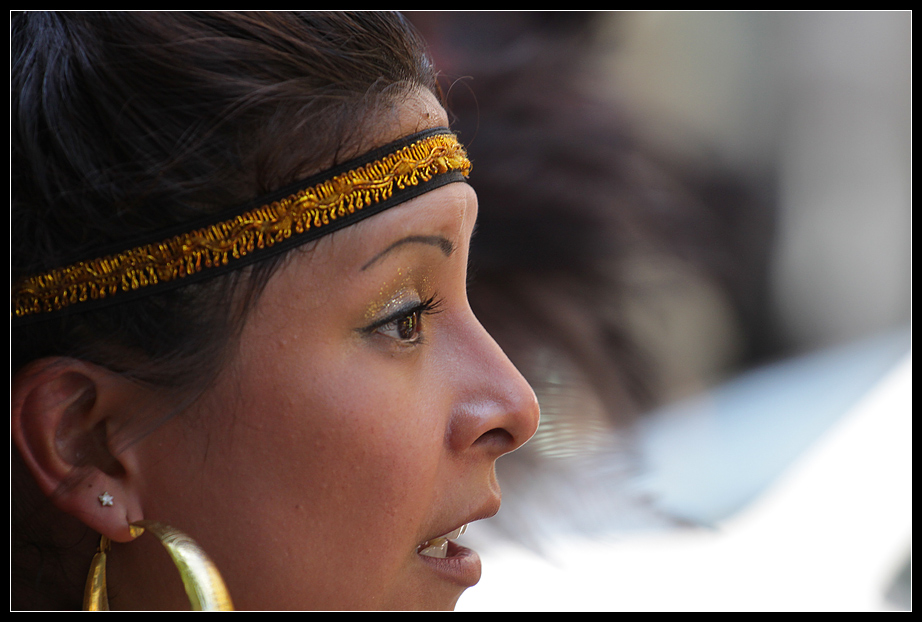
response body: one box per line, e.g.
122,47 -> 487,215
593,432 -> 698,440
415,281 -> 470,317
11,359 -> 145,543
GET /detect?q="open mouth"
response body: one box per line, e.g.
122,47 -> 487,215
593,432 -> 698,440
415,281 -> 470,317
417,524 -> 467,558
415,522 -> 482,588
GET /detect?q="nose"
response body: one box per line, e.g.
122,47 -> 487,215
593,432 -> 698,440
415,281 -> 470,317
447,315 -> 540,456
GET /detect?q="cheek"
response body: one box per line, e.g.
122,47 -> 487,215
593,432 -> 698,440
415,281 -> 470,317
223,340 -> 448,527
165,348 -> 451,608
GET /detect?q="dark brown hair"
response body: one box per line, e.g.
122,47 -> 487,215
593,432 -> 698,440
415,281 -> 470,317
12,11 -> 436,387
11,11 -> 436,609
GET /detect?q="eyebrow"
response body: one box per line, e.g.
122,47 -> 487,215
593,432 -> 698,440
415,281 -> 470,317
360,235 -> 455,271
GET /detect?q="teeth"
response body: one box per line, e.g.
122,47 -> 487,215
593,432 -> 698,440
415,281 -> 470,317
418,524 -> 468,558
418,538 -> 449,558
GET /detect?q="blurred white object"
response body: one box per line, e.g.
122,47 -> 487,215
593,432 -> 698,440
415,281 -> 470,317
458,328 -> 911,611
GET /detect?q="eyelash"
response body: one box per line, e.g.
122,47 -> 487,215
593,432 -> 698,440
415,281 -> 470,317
365,295 -> 444,345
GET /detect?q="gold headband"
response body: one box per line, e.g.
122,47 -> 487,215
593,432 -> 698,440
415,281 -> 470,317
12,128 -> 470,323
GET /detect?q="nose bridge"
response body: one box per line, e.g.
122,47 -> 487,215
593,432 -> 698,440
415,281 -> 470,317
448,315 -> 540,455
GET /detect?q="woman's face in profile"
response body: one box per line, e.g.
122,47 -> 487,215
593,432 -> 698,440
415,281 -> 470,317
119,92 -> 540,610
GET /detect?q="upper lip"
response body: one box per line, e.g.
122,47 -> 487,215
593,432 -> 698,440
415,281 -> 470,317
421,495 -> 500,546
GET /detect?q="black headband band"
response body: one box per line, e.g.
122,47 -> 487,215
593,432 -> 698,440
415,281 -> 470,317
12,127 -> 471,325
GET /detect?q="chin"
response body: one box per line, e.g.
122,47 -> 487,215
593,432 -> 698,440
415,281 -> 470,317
385,583 -> 466,612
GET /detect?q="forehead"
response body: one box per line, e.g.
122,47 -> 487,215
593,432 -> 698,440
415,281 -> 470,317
250,89 -> 466,305
304,86 -> 469,272
377,88 -> 449,145
219,79 -> 478,353
340,87 -> 450,164
304,180 -> 476,284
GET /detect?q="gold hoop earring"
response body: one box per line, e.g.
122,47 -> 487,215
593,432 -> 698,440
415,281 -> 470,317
83,535 -> 111,610
83,520 -> 234,611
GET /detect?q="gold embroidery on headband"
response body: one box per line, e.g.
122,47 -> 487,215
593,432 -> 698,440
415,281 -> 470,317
13,132 -> 471,320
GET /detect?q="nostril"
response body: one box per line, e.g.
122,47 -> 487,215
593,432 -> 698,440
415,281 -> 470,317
473,428 -> 515,453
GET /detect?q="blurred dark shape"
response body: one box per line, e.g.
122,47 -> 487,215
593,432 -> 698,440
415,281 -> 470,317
409,12 -> 777,453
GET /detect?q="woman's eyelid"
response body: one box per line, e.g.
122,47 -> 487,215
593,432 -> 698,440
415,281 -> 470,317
361,284 -> 426,331
365,297 -> 423,333
362,295 -> 445,349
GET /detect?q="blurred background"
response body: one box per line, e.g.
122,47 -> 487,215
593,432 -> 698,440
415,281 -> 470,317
406,11 -> 911,611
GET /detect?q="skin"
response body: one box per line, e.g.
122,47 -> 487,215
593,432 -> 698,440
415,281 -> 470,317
95,91 -> 540,610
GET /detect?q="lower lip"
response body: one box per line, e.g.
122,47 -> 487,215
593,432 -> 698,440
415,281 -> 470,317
417,540 -> 482,587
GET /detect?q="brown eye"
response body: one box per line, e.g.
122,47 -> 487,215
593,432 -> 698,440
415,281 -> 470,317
364,295 -> 442,346
396,311 -> 420,341
377,309 -> 422,343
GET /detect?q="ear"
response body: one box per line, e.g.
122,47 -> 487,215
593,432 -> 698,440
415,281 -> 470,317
11,358 -> 146,543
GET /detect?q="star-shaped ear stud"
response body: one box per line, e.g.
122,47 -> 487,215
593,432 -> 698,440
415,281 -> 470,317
98,492 -> 114,507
